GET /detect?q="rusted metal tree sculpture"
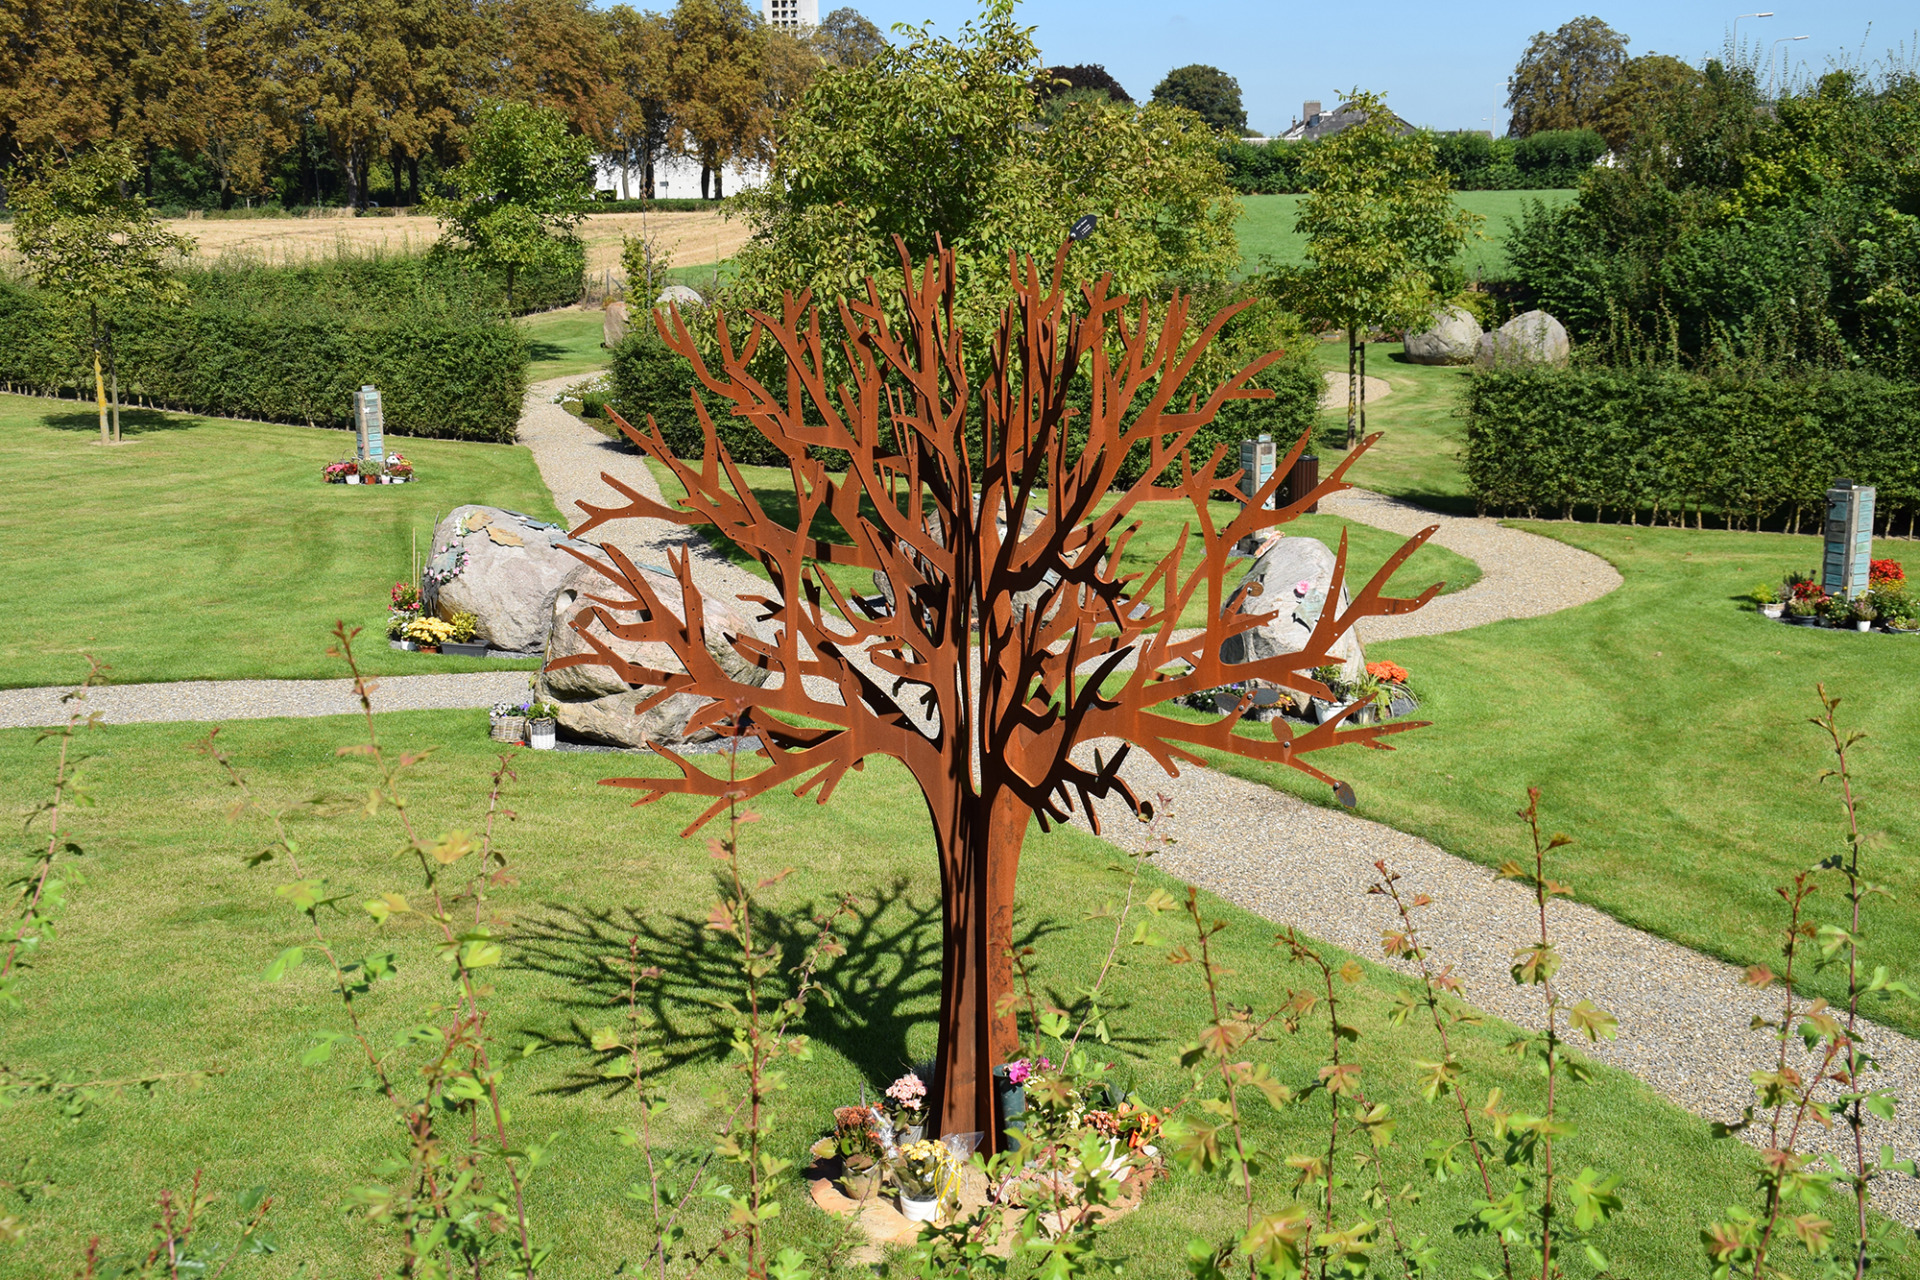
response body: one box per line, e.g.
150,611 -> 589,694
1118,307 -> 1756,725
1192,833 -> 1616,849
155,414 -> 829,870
557,240 -> 1437,1145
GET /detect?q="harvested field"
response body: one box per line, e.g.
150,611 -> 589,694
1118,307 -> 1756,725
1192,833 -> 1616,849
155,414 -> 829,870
0,208 -> 751,275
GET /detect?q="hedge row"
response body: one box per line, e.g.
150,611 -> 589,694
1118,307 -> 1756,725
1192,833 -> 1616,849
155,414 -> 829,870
607,320 -> 1324,488
0,261 -> 533,442
1463,367 -> 1920,531
1225,130 -> 1602,195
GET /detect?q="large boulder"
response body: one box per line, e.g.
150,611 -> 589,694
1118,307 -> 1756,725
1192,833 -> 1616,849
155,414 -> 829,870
602,299 -> 629,348
1403,306 -> 1481,365
1217,535 -> 1365,683
534,560 -> 770,748
1475,310 -> 1570,368
423,506 -> 607,653
655,284 -> 704,310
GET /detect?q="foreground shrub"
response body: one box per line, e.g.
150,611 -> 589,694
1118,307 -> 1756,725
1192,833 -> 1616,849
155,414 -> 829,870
1463,366 -> 1920,531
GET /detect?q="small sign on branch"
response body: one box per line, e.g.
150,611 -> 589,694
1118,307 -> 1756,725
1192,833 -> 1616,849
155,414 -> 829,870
354,385 -> 385,461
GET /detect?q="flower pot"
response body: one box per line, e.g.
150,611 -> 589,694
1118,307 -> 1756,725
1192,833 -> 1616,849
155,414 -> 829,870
417,644 -> 440,654
838,1162 -> 881,1201
1856,619 -> 1873,632
992,1067 -> 1028,1139
1386,694 -> 1417,719
442,640 -> 489,657
346,474 -> 361,485
1760,603 -> 1785,619
490,714 -> 527,744
898,1191 -> 939,1223
1313,699 -> 1356,725
902,1123 -> 925,1143
529,718 -> 557,750
390,639 -> 415,651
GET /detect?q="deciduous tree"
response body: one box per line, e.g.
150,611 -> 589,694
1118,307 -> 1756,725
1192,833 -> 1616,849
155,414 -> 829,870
10,141 -> 193,443
812,6 -> 883,68
664,0 -> 765,198
1506,15 -> 1629,137
1150,63 -> 1246,134
563,239 -> 1436,1141
1280,89 -> 1477,444
1593,52 -> 1700,153
427,98 -> 592,311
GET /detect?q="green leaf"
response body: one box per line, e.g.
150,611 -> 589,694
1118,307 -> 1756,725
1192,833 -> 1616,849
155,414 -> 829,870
261,946 -> 304,983
300,1031 -> 344,1067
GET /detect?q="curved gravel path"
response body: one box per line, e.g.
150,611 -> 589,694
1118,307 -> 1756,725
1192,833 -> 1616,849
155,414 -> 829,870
0,672 -> 534,730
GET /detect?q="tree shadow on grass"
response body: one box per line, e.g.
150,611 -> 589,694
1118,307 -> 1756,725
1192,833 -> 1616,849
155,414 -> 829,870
43,407 -> 205,435
511,873 -> 1128,1099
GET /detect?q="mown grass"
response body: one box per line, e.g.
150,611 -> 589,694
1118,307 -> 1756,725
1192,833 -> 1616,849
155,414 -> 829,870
521,307 -> 614,382
1184,521 -> 1920,1035
1309,341 -> 1476,512
0,394 -> 558,687
0,701 -> 1896,1278
640,456 -> 1481,628
1236,189 -> 1578,281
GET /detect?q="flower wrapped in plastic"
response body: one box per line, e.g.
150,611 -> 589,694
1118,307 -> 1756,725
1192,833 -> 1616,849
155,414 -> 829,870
892,1138 -> 962,1208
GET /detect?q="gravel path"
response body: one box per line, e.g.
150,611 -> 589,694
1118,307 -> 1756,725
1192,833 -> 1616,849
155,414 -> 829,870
1065,744 -> 1920,1225
0,671 -> 533,729
1321,487 -> 1621,642
1319,370 -> 1394,408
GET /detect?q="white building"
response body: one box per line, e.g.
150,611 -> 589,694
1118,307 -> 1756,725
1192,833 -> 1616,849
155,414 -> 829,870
761,0 -> 816,30
595,150 -> 767,201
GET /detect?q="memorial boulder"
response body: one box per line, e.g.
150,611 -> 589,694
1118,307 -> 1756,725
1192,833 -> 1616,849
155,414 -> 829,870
535,560 -> 770,748
1218,535 -> 1366,682
423,506 -> 608,653
1403,306 -> 1481,365
1475,310 -> 1570,368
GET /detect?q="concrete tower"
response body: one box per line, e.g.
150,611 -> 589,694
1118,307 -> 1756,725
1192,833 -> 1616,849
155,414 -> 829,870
762,0 -> 817,29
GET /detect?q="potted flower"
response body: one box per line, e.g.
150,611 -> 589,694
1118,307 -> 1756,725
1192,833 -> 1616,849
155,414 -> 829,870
1819,593 -> 1853,629
404,616 -> 454,652
323,459 -> 357,484
891,1138 -> 957,1223
1751,583 -> 1784,620
1309,664 -> 1355,724
1849,596 -> 1878,633
384,452 -> 414,483
830,1105 -> 883,1201
490,700 -> 527,744
357,457 -> 383,485
1365,660 -> 1417,718
992,1056 -> 1052,1142
527,700 -> 559,750
885,1071 -> 929,1142
442,611 -> 489,658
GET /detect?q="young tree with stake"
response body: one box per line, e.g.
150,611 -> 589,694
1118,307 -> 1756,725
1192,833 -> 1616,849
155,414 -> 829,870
9,142 -> 193,445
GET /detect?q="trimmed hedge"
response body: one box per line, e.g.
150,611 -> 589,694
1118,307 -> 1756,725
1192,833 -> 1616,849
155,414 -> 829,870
1225,130 -> 1601,195
592,197 -> 728,214
0,256 -> 536,442
1463,367 -> 1920,532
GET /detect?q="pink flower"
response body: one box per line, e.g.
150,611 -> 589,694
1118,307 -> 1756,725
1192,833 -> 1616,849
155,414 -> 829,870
1005,1060 -> 1031,1085
1293,580 -> 1313,598
886,1072 -> 926,1106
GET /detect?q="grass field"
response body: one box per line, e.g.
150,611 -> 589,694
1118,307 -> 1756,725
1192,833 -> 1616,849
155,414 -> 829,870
1237,189 -> 1577,280
0,701 -> 1894,1278
1309,342 -> 1476,511
0,394 -> 558,688
640,455 -> 1483,625
522,307 -> 612,382
1181,521 -> 1920,1036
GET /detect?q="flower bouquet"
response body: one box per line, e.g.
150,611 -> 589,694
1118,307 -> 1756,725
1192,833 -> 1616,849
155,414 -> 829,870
891,1138 -> 961,1222
384,452 -> 414,481
404,616 -> 454,652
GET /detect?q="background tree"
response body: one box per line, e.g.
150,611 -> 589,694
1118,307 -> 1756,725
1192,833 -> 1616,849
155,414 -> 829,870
563,239 -> 1436,1141
1150,63 -> 1246,134
9,141 -> 193,444
1279,89 -> 1477,444
664,0 -> 765,199
427,98 -> 592,311
492,0 -> 623,149
605,5 -> 676,199
732,0 -> 1239,339
1593,52 -> 1700,153
1506,15 -> 1629,137
812,6 -> 884,68
261,0 -> 405,207
1032,62 -> 1132,104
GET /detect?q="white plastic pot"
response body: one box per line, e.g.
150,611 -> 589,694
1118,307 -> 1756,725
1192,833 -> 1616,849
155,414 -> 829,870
1761,603 -> 1785,619
346,473 -> 361,484
1857,620 -> 1873,632
899,1193 -> 939,1223
529,719 -> 557,750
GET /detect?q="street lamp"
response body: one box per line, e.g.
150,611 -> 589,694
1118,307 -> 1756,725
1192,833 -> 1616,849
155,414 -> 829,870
1732,11 -> 1772,56
1771,34 -> 1809,87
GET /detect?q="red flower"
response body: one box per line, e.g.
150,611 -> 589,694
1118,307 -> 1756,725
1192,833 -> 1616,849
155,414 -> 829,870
1365,660 -> 1409,684
1870,559 -> 1904,586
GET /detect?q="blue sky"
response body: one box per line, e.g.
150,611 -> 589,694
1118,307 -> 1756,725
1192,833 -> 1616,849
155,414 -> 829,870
848,0 -> 1908,134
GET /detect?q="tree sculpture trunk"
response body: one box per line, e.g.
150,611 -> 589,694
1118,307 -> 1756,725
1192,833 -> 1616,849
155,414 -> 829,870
558,239 -> 1438,1159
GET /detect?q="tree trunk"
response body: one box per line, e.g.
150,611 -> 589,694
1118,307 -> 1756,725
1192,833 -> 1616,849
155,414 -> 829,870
408,157 -> 420,205
700,164 -> 710,200
90,304 -> 108,445
107,323 -> 121,442
342,139 -> 363,209
1345,326 -> 1358,449
506,264 -> 516,315
1358,334 -> 1367,438
928,787 -> 1026,1151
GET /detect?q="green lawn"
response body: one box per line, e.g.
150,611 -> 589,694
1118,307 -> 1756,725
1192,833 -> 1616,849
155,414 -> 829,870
0,394 -> 560,688
1310,342 -> 1476,512
0,703 -> 1893,1278
1187,521 -> 1920,1036
521,307 -> 613,382
1236,189 -> 1578,281
641,456 -> 1481,625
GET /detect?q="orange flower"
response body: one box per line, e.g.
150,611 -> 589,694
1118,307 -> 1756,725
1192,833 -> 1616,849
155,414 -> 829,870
1365,661 -> 1408,684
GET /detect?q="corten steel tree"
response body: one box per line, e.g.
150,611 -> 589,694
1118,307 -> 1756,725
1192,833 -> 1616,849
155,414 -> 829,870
556,239 -> 1438,1145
